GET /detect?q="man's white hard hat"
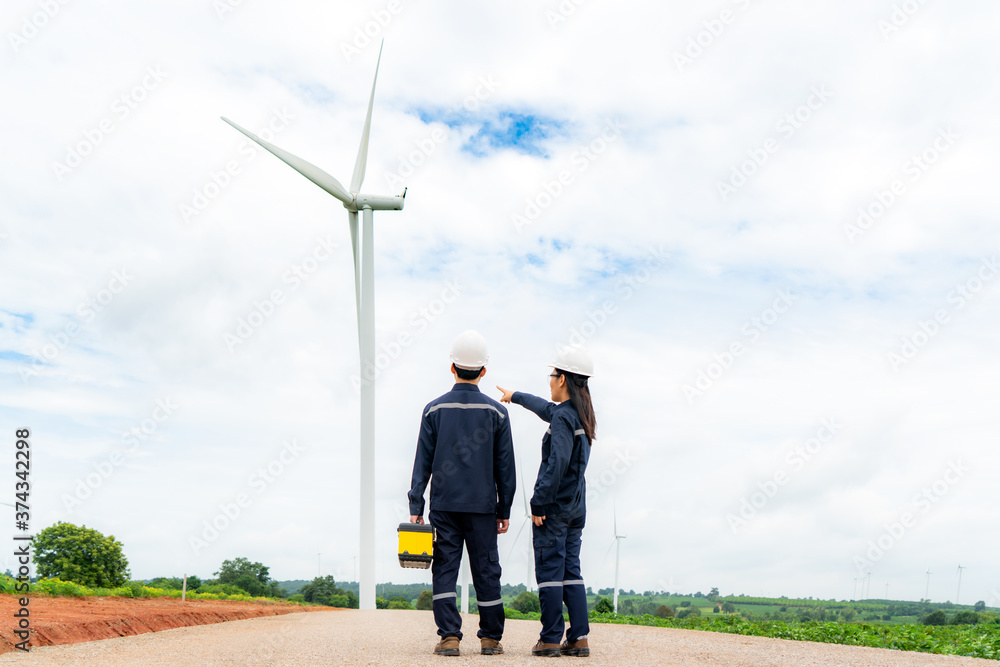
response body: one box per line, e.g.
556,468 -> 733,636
550,345 -> 594,377
450,330 -> 489,370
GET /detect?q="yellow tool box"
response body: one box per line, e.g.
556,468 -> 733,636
397,522 -> 434,569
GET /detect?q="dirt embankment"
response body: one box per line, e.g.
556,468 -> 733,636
0,594 -> 329,654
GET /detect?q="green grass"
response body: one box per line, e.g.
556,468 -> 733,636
589,613 -> 1000,661
1,576 -> 309,604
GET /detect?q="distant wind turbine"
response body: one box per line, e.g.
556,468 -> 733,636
925,569 -> 932,601
506,469 -> 534,591
222,41 -> 405,610
957,565 -> 966,604
603,502 -> 626,613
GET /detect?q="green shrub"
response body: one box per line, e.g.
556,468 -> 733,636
594,597 -> 614,614
388,597 -> 412,610
416,590 -> 433,610
511,591 -> 541,613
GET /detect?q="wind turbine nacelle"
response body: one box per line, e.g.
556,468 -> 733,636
353,191 -> 405,211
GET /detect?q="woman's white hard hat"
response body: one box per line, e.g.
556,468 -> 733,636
550,345 -> 594,377
450,330 -> 489,370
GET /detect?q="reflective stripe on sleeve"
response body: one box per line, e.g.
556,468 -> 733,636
574,429 -> 585,436
477,598 -> 503,607
537,581 -> 563,588
433,592 -> 457,601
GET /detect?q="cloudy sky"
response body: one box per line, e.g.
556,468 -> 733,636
2,0 -> 998,606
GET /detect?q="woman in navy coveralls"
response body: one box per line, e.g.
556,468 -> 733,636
497,345 -> 596,657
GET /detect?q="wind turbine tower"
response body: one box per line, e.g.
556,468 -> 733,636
605,504 -> 626,613
222,42 -> 404,610
925,569 -> 932,602
957,565 -> 966,605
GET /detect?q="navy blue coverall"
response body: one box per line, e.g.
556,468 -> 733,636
408,383 -> 516,641
512,392 -> 591,645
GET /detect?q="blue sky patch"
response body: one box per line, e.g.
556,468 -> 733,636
415,107 -> 567,157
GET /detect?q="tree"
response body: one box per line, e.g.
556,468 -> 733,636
721,602 -> 735,613
301,576 -> 347,605
33,522 -> 130,588
974,601 -> 986,613
216,558 -> 270,587
416,590 -> 433,610
922,610 -> 947,626
594,597 -> 614,614
709,587 -> 720,600
511,591 -> 541,613
654,605 -> 674,618
387,596 -> 412,610
951,611 -> 979,625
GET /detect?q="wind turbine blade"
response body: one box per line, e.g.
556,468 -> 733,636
348,211 -> 361,346
221,117 -> 353,205
602,538 -> 616,565
506,516 -> 530,562
521,468 -> 531,516
351,40 -> 383,194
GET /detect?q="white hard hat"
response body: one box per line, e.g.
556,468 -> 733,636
550,345 -> 594,377
450,330 -> 489,370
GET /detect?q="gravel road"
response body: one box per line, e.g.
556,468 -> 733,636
0,610 -> 994,666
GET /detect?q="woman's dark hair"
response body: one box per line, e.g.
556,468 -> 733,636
454,365 -> 483,381
555,369 -> 596,442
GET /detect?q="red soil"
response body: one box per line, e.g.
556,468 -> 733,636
0,594 -> 330,654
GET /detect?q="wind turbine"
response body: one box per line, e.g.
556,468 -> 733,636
221,42 -> 404,611
506,469 -> 534,592
957,565 -> 965,604
603,502 -> 626,613
925,569 -> 932,602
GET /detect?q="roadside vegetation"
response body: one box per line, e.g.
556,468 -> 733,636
14,523 -> 999,659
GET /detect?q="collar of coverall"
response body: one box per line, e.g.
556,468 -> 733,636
450,383 -> 482,392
